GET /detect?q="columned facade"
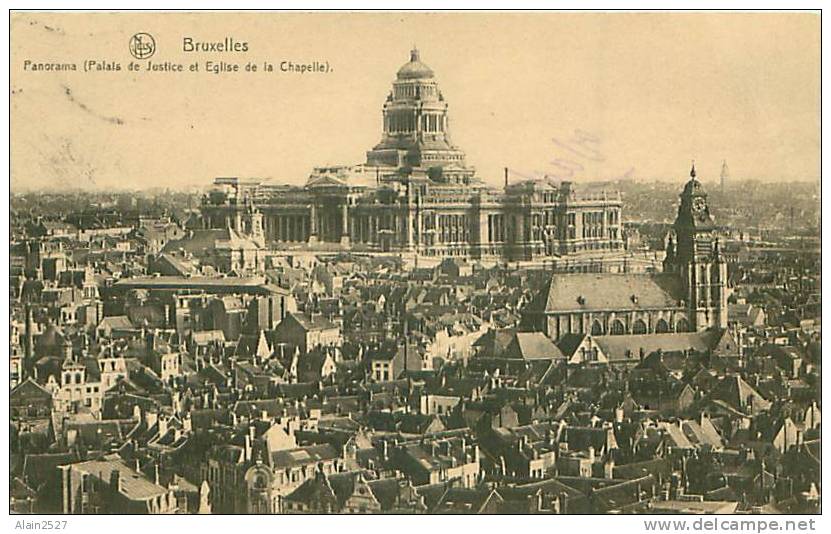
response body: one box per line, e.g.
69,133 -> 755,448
200,49 -> 626,263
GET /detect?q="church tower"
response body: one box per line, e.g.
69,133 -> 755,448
720,160 -> 729,192
669,163 -> 728,330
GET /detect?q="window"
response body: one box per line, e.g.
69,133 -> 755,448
610,320 -> 625,335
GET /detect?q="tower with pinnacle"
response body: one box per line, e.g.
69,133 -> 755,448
664,163 -> 728,329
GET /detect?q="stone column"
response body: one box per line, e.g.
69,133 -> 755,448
417,211 -> 423,248
410,209 -> 417,250
308,204 -> 318,245
340,202 -> 350,246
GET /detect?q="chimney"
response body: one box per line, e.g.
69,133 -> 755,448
504,167 -> 509,189
588,446 -> 595,462
145,410 -> 158,429
154,463 -> 160,485
244,434 -> 252,462
110,469 -> 122,493
24,306 -> 33,361
157,415 -> 168,437
604,458 -> 615,479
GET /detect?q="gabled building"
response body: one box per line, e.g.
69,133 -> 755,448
523,166 -> 728,341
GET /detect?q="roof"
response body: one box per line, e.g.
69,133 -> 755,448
397,48 -> 435,80
270,444 -> 339,469
288,312 -> 338,332
529,273 -> 684,313
11,377 -> 53,400
71,457 -> 169,501
113,275 -> 276,295
711,375 -> 772,413
191,330 -> 226,345
505,332 -> 565,360
283,473 -> 339,506
472,327 -> 517,358
592,329 -> 728,362
162,228 -> 260,254
99,315 -> 134,330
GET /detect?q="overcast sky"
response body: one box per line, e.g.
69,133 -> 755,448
11,12 -> 820,191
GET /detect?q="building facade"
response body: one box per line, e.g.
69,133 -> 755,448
200,49 -> 625,262
524,164 -> 728,341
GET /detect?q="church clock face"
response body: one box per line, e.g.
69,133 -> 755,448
692,197 -> 706,212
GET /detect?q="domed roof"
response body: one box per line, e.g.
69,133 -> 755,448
397,48 -> 434,80
682,163 -> 707,196
683,178 -> 706,196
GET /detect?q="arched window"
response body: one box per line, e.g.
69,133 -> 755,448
632,319 -> 648,335
610,320 -> 625,335
75,372 -> 82,384
655,318 -> 670,334
591,320 -> 604,336
676,318 -> 691,333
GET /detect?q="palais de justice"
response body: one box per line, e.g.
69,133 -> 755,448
200,49 -> 624,262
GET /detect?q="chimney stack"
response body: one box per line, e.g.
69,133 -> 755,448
110,469 -> 122,493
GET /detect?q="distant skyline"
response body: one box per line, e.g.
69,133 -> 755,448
11,12 -> 820,192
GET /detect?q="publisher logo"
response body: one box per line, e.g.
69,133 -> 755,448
129,33 -> 156,59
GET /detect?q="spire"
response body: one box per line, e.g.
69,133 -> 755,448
720,160 -> 729,190
410,47 -> 420,62
690,160 -> 697,179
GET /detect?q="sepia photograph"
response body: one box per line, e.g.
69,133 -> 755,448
6,8 -> 823,521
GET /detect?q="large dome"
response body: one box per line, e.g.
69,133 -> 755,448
396,48 -> 434,80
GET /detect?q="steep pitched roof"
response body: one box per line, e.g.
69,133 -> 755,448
505,332 -> 566,361
528,273 -> 685,313
711,375 -> 772,413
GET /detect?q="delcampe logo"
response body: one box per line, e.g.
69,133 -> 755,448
129,32 -> 156,59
